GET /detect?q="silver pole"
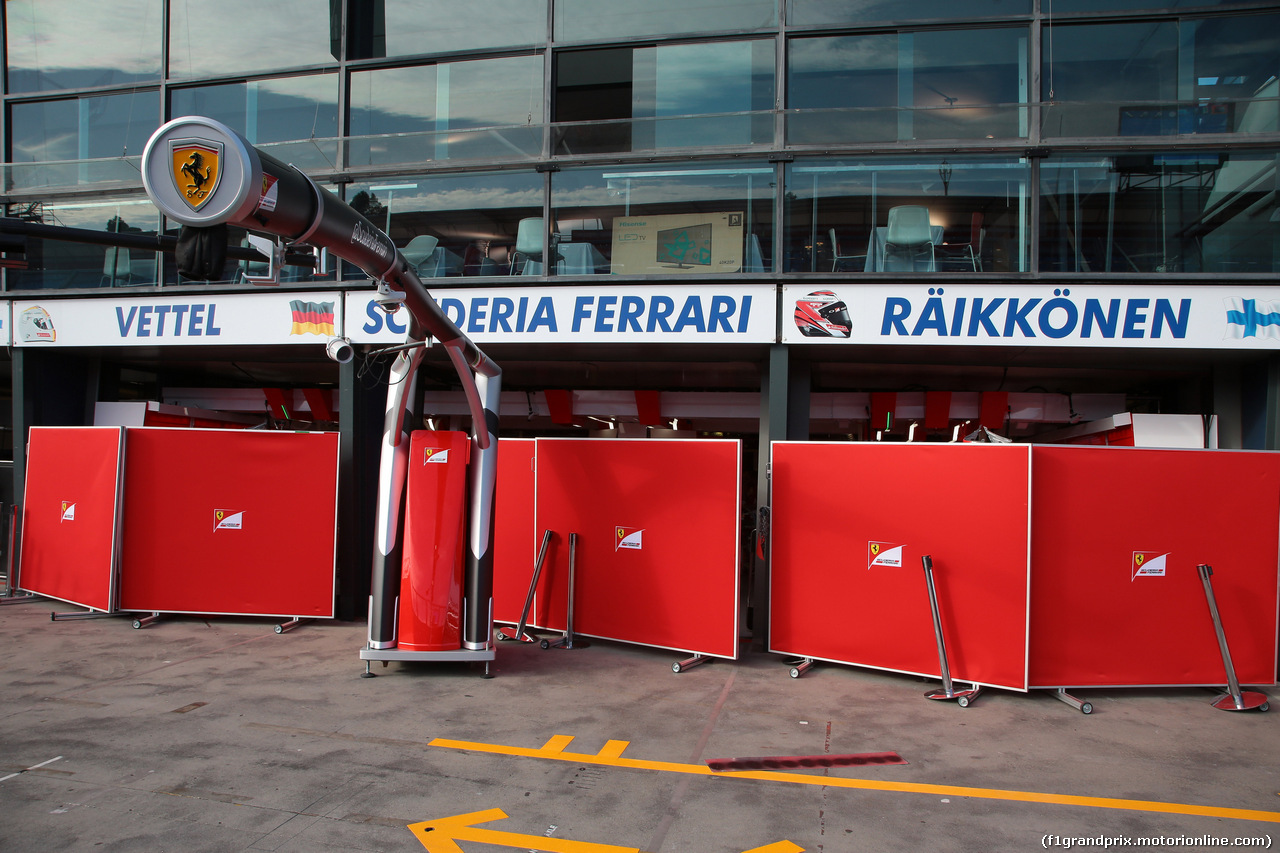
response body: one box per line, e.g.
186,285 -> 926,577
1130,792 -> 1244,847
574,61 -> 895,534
922,555 -> 955,698
1196,564 -> 1269,712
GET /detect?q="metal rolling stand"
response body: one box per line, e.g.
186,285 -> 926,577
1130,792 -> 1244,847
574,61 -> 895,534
672,653 -> 711,673
1051,688 -> 1094,715
921,555 -> 983,707
787,658 -> 815,678
498,530 -> 554,644
0,507 -> 36,605
543,533 -> 588,650
275,617 -> 310,634
1197,564 -> 1270,712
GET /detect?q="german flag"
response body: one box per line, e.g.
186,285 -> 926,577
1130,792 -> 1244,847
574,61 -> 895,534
289,300 -> 335,336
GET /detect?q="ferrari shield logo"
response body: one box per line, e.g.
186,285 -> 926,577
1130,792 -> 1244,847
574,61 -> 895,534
170,138 -> 223,211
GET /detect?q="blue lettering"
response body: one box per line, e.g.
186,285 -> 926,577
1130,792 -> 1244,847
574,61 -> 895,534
594,295 -> 617,333
1082,299 -> 1119,338
911,297 -> 948,336
363,298 -> 381,333
571,296 -> 594,332
882,297 -> 911,335
440,298 -> 465,327
205,303 -> 221,336
153,305 -> 172,336
528,296 -> 557,332
1152,299 -> 1190,338
491,297 -> 515,332
708,296 -> 735,332
515,296 -> 528,332
674,296 -> 706,333
647,297 -> 675,333
386,307 -> 406,334
1003,298 -> 1040,337
949,298 -> 967,337
968,298 -> 1005,336
737,295 -> 752,333
116,306 -> 137,337
619,296 -> 645,332
188,304 -> 205,336
137,307 -> 153,337
1038,297 -> 1078,339
467,297 -> 488,334
171,304 -> 189,335
1123,299 -> 1149,338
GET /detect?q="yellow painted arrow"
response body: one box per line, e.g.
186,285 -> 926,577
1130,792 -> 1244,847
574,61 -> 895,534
407,808 -> 803,853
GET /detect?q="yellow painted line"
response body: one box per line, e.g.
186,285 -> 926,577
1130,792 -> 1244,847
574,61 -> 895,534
428,735 -> 1280,825
541,734 -> 576,753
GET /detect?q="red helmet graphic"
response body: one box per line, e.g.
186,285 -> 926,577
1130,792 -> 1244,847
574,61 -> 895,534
794,290 -> 851,338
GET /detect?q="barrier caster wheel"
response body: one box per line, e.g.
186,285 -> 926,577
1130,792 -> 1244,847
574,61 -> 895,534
132,619 -> 142,629
540,639 -> 550,649
957,696 -> 970,708
672,662 -> 682,673
1081,703 -> 1094,715
789,667 -> 801,678
1260,702 -> 1270,712
274,624 -> 284,634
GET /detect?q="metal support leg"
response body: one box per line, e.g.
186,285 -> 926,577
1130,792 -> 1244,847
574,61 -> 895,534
1,592 -> 37,605
499,529 -> 553,643
788,658 -> 814,679
545,532 -> 587,650
1052,688 -> 1094,715
922,555 -> 983,707
51,609 -> 122,621
673,653 -> 711,673
131,612 -> 162,629
275,617 -> 309,634
1197,564 -> 1270,712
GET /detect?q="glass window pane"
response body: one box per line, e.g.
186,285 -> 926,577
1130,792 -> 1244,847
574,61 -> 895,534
8,92 -> 161,189
348,55 -> 544,167
1191,14 -> 1280,134
553,162 -> 776,275
554,41 -> 774,154
785,157 -> 1030,273
1042,22 -> 1178,138
349,0 -> 546,59
348,172 -> 543,278
169,0 -> 337,79
1040,151 -> 1279,274
789,30 -> 1026,144
1053,0 -> 1259,11
788,0 -> 1029,26
5,197 -> 160,290
170,76 -> 339,171
5,0 -> 162,93
555,0 -> 775,41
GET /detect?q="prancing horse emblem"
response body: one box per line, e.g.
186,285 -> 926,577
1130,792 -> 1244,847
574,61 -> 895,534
169,138 -> 224,211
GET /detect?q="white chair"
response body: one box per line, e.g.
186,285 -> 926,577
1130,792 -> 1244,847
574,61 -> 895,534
884,205 -> 935,272
401,234 -> 440,276
829,228 -> 866,272
103,246 -> 130,285
510,217 -> 555,274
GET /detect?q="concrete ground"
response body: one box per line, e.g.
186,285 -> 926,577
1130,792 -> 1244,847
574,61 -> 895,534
1,599 -> 1278,853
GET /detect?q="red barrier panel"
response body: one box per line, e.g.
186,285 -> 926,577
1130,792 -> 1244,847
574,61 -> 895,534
397,431 -> 469,651
1029,445 -> 1280,687
532,438 -> 741,659
770,442 -> 1032,691
492,438 -> 537,625
19,427 -> 125,611
119,428 -> 339,618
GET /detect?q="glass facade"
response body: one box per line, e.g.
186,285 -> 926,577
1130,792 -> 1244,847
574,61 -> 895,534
1,0 -> 1277,290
